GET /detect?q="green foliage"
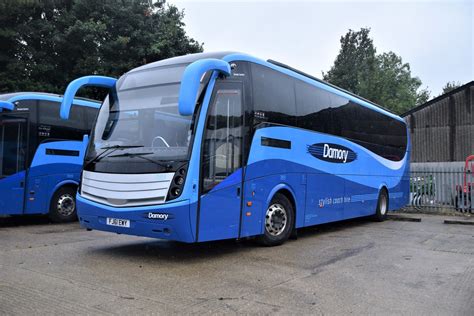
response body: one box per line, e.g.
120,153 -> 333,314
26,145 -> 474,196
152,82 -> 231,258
441,81 -> 462,94
0,0 -> 202,100
322,28 -> 377,96
323,28 -> 430,114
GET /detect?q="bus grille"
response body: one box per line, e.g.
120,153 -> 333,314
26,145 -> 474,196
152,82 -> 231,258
81,171 -> 174,207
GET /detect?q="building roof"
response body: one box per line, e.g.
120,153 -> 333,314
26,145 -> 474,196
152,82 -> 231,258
402,80 -> 474,117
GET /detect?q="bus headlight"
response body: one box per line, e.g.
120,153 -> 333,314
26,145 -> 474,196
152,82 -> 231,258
172,187 -> 181,196
167,164 -> 187,201
175,176 -> 184,186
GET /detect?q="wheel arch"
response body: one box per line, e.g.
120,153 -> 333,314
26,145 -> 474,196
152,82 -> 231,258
49,180 -> 79,208
265,184 -> 298,228
378,183 -> 389,193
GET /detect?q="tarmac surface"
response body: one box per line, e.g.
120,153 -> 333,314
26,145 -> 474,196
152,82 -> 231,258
0,213 -> 473,315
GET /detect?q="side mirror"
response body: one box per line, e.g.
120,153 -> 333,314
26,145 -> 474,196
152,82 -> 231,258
60,75 -> 117,120
0,101 -> 14,112
178,58 -> 231,116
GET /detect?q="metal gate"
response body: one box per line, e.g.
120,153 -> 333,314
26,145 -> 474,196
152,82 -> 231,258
410,161 -> 473,213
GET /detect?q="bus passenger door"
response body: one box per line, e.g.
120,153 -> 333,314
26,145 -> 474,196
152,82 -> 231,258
0,116 -> 28,215
198,82 -> 244,242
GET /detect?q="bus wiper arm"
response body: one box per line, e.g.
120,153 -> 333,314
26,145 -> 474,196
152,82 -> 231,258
87,145 -> 144,164
102,145 -> 144,150
108,152 -> 173,170
108,152 -> 153,158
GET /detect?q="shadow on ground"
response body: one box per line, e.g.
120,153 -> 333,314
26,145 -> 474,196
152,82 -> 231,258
0,215 -> 51,228
88,216 -> 374,263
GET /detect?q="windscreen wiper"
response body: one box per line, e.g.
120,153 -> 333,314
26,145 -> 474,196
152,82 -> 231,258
108,152 -> 153,158
108,152 -> 174,170
87,145 -> 144,164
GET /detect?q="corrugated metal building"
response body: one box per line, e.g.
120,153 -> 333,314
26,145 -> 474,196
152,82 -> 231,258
402,81 -> 474,163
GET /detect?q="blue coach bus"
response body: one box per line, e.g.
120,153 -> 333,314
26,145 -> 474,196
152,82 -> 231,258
0,93 -> 99,222
60,52 -> 410,245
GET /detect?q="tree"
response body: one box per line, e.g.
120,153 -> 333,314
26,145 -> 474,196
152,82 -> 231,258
441,81 -> 462,94
371,52 -> 430,113
0,0 -> 203,99
322,28 -> 377,97
323,28 -> 430,114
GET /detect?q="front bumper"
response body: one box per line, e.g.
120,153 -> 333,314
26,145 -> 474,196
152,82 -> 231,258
76,194 -> 195,242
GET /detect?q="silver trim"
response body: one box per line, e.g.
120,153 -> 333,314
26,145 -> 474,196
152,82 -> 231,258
81,171 -> 174,207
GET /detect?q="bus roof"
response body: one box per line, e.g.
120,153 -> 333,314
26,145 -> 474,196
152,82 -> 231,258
0,92 -> 100,108
121,51 -> 404,123
128,51 -> 238,74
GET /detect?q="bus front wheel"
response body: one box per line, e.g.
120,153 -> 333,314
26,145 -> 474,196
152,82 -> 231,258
373,189 -> 388,222
259,193 -> 295,247
49,186 -> 77,223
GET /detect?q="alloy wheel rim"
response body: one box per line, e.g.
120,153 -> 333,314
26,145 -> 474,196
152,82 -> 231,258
57,194 -> 75,217
265,203 -> 288,236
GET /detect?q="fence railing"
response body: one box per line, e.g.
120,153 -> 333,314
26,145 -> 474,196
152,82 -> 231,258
409,168 -> 473,213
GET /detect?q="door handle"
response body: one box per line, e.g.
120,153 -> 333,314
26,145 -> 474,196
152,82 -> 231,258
237,187 -> 241,196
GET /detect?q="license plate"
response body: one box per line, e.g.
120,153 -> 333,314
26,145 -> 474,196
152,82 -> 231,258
106,217 -> 130,228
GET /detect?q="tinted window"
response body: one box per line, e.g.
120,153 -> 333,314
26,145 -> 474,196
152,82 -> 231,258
251,64 -> 296,126
0,117 -> 27,177
13,99 -> 36,113
83,106 -> 99,130
295,80 -> 336,134
13,100 -> 38,166
295,80 -> 407,161
37,101 -> 96,143
202,85 -> 243,192
38,101 -> 83,129
340,102 -> 407,161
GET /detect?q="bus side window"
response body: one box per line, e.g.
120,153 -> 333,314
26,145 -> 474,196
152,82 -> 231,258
251,63 -> 296,127
83,106 -> 99,130
38,101 -> 84,141
0,118 -> 27,177
202,87 -> 243,192
295,80 -> 333,133
294,79 -> 407,162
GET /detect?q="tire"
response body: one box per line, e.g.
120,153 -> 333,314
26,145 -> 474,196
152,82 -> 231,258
49,186 -> 78,223
373,189 -> 389,222
258,193 -> 295,247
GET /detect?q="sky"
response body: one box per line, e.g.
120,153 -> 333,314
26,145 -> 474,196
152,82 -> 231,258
168,0 -> 473,97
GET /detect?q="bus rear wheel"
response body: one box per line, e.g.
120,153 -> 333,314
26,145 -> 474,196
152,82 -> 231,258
259,193 -> 294,247
49,187 -> 77,223
373,189 -> 388,222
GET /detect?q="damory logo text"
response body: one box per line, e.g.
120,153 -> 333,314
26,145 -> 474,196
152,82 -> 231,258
307,143 -> 357,163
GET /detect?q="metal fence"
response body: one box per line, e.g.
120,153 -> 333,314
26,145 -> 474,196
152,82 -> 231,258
409,166 -> 473,213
